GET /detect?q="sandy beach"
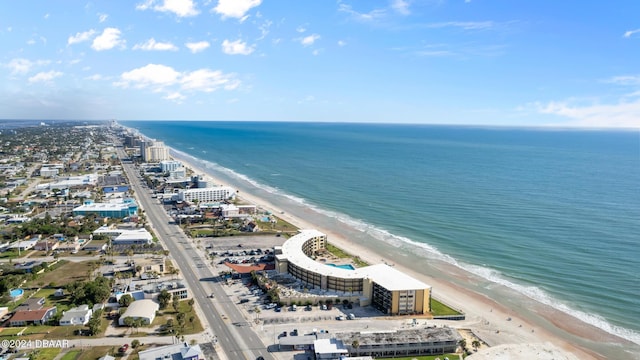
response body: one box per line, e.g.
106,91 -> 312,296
166,150 -> 634,360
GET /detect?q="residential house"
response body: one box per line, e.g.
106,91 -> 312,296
17,297 -> 44,311
59,305 -> 93,326
9,307 -> 57,326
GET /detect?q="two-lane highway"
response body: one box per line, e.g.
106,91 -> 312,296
118,147 -> 273,360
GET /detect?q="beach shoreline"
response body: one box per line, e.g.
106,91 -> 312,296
129,129 -> 637,359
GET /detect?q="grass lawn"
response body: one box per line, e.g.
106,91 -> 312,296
76,346 -> 116,360
431,298 -> 462,316
0,249 -> 22,259
60,349 -> 82,360
376,354 -> 459,360
325,243 -> 370,268
26,260 -> 98,288
152,300 -> 204,336
29,347 -> 62,360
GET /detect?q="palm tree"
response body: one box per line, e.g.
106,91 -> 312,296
472,340 -> 481,351
458,339 -> 467,353
352,340 -> 360,356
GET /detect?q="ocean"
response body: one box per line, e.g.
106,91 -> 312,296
123,121 -> 640,351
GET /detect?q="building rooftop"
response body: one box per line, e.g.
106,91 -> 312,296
138,342 -> 203,360
279,230 -> 430,290
313,338 -> 348,355
335,327 -> 462,346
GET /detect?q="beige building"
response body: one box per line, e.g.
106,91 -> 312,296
275,230 -> 431,315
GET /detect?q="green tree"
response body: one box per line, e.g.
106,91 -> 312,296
87,310 -> 102,336
131,339 -> 140,349
472,339 -> 481,351
187,298 -> 195,311
176,312 -> 186,330
158,289 -> 171,309
118,294 -> 133,307
459,339 -> 467,352
352,340 -> 360,356
172,293 -> 180,312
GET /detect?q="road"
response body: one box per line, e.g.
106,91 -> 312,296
117,146 -> 274,360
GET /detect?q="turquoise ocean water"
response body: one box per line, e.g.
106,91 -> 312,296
123,121 -> 640,350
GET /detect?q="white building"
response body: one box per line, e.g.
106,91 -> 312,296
177,186 -> 236,203
59,304 -> 93,326
160,160 -> 182,172
143,141 -> 170,162
36,174 -> 99,190
93,227 -> 154,245
118,299 -> 159,326
112,229 -> 154,245
138,343 -> 204,360
39,167 -> 59,177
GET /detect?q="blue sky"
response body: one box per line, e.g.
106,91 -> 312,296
1,0 -> 639,128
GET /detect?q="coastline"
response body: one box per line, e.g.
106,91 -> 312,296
127,127 -> 637,359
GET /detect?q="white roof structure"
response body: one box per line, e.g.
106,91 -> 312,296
118,299 -> 159,326
74,202 -> 131,212
314,338 -> 348,356
279,230 -> 430,290
113,229 -> 153,244
138,343 -> 203,360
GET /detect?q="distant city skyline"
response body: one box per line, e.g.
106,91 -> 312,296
1,1 -> 639,128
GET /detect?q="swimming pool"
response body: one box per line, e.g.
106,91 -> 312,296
326,263 -> 355,270
9,288 -> 24,299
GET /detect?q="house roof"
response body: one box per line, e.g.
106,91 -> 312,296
10,307 -> 55,322
224,262 -> 275,274
120,299 -> 159,322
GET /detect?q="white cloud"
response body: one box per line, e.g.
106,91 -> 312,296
117,64 -> 180,89
296,26 -> 306,33
185,41 -> 210,53
426,21 -> 494,30
537,98 -> 640,128
137,0 -> 199,17
165,92 -> 186,102
28,71 -> 63,83
5,58 -> 50,74
221,39 -> 255,55
391,0 -> 410,15
68,29 -> 96,45
300,34 -> 320,47
623,29 -> 640,38
338,40 -> 347,47
338,4 -> 386,22
133,38 -> 179,51
27,39 -> 36,45
213,0 -> 262,19
85,74 -> 107,81
115,64 -> 240,98
91,28 -> 125,51
181,69 -> 240,91
257,20 -> 272,40
98,13 -> 108,23
606,75 -> 640,85
44,13 -> 50,19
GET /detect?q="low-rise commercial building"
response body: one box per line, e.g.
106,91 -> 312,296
73,199 -> 138,218
118,299 -> 159,326
335,328 -> 462,358
138,342 -> 204,360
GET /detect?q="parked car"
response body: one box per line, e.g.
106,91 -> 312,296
118,344 -> 129,353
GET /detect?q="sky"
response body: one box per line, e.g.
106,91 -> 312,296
1,0 -> 639,128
